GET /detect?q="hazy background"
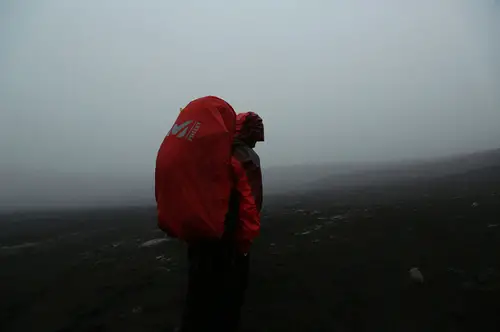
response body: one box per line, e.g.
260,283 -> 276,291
1,0 -> 500,209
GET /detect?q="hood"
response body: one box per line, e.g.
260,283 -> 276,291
235,112 -> 264,147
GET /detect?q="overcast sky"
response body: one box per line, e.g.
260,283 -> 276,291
1,0 -> 500,177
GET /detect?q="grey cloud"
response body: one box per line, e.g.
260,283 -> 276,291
1,0 -> 499,208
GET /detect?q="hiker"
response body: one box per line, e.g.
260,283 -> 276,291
182,111 -> 264,332
155,97 -> 264,332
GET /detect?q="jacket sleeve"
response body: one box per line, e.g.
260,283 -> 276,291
231,156 -> 260,252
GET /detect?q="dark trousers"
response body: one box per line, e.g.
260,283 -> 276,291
180,240 -> 250,332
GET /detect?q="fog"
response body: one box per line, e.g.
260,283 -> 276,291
1,0 -> 500,209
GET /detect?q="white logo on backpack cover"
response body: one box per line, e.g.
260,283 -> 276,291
167,120 -> 201,141
171,120 -> 192,138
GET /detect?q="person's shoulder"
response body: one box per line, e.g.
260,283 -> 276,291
233,144 -> 260,168
233,144 -> 251,161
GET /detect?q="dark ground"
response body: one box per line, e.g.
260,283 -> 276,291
1,167 -> 499,332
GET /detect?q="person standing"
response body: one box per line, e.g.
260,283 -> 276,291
180,111 -> 265,332
155,97 -> 264,332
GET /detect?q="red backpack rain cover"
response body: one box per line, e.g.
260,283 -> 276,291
155,96 -> 236,241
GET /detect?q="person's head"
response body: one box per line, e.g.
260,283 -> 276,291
235,112 -> 264,148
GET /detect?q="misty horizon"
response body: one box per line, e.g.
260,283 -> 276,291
1,0 -> 500,209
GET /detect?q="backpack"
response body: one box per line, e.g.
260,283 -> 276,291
155,96 -> 236,241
